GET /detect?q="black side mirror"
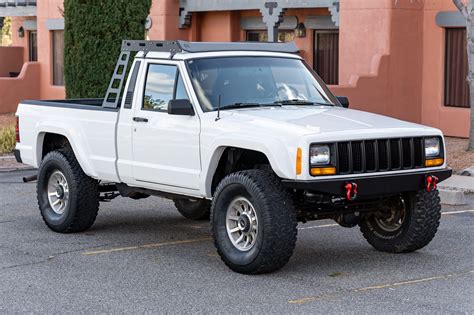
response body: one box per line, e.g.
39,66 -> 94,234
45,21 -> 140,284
168,99 -> 195,116
336,96 -> 349,108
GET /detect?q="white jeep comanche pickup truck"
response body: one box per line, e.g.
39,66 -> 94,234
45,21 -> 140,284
14,40 -> 452,274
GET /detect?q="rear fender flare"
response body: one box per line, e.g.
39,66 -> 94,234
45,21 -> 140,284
35,123 -> 97,178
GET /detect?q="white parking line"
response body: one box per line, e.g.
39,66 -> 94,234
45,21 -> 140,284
442,209 -> 474,215
298,209 -> 473,231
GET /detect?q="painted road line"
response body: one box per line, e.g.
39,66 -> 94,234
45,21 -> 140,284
442,209 -> 474,215
289,270 -> 474,305
82,237 -> 212,256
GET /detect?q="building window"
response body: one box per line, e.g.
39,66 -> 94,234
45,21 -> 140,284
314,30 -> 339,85
52,30 -> 64,86
445,28 -> 470,108
246,30 -> 295,43
28,31 -> 37,62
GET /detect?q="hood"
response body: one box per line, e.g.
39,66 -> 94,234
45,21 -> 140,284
225,106 -> 436,136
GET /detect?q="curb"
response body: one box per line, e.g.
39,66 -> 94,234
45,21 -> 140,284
438,189 -> 467,206
0,167 -> 35,173
0,155 -> 34,172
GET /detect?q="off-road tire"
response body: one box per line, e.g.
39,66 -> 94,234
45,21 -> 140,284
211,169 -> 297,274
37,149 -> 100,233
359,190 -> 441,253
174,198 -> 211,220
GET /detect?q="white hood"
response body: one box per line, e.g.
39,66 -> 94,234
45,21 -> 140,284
222,106 -> 439,138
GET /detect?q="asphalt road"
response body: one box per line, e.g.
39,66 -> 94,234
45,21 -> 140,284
0,169 -> 473,313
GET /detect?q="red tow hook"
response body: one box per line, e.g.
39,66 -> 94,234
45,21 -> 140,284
344,182 -> 358,201
426,175 -> 439,192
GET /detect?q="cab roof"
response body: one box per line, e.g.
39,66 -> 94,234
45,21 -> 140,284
122,40 -> 300,55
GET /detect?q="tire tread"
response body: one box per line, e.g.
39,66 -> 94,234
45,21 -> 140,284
37,149 -> 99,233
211,169 -> 297,274
360,190 -> 441,253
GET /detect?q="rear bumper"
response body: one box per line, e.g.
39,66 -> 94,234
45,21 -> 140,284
282,168 -> 452,199
13,149 -> 22,163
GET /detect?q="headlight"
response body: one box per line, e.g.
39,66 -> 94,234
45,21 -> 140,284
310,145 -> 331,165
425,137 -> 440,157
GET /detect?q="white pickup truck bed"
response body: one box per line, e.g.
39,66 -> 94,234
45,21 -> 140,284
16,100 -> 119,182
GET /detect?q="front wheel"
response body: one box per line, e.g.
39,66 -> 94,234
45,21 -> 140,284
211,170 -> 297,274
359,190 -> 441,253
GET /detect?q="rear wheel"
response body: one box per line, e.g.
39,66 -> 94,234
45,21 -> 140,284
173,198 -> 211,220
211,170 -> 297,274
37,150 -> 99,233
359,190 -> 441,253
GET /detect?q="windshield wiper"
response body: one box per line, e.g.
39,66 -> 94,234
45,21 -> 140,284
274,99 -> 333,106
218,102 -> 281,111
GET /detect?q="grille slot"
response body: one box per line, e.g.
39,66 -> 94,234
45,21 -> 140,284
334,137 -> 424,175
337,142 -> 350,173
352,141 -> 363,173
413,138 -> 423,167
390,139 -> 401,169
365,141 -> 376,171
378,140 -> 389,170
402,138 -> 412,168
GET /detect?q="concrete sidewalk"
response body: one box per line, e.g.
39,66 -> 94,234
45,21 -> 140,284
438,175 -> 474,194
0,154 -> 33,172
438,175 -> 474,205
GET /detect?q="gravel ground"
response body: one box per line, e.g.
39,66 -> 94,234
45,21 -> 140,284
445,137 -> 474,173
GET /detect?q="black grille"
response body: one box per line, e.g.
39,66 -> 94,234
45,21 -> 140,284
336,137 -> 425,175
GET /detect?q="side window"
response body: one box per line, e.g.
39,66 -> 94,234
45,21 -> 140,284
143,64 -> 177,112
175,73 -> 189,100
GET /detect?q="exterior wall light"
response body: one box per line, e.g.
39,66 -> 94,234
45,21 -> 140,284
18,26 -> 25,38
295,22 -> 306,38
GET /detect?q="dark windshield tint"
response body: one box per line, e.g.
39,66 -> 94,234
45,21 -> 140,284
186,57 -> 337,111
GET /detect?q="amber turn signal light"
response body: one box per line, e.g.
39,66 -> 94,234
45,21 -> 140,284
296,148 -> 302,175
425,158 -> 444,167
310,167 -> 336,176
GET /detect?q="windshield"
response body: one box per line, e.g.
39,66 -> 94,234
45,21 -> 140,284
186,56 -> 338,111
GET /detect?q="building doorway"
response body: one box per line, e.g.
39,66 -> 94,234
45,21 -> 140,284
28,30 -> 37,62
314,30 -> 339,85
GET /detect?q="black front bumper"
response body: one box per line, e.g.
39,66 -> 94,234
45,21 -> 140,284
13,149 -> 22,163
282,168 -> 452,199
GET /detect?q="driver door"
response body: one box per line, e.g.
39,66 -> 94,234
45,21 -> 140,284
131,61 -> 201,191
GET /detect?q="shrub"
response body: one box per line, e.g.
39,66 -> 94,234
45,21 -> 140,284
0,126 -> 15,155
64,0 -> 151,98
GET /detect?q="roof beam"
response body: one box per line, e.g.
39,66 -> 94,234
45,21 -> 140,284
179,0 -> 340,28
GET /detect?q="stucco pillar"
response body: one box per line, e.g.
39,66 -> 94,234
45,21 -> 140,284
259,1 -> 286,42
148,0 -> 190,41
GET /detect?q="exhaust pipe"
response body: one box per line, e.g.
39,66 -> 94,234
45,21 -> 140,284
23,174 -> 38,183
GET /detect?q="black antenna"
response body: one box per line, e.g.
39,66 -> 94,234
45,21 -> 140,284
215,95 -> 221,121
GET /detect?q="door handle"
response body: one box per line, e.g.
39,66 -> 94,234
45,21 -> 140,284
133,117 -> 148,123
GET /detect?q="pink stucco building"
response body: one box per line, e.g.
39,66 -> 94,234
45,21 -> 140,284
0,0 -> 471,137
